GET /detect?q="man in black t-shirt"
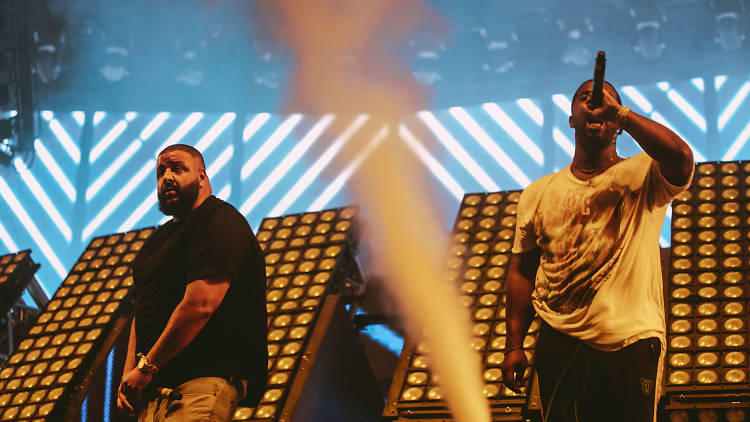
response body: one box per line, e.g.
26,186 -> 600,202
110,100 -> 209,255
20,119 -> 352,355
117,144 -> 268,422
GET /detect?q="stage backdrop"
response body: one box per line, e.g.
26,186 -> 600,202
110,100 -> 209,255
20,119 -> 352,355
0,73 -> 749,297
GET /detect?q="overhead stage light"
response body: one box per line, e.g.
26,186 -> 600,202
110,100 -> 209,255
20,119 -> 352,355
635,21 -> 665,60
99,46 -> 130,83
0,117 -> 15,167
0,118 -> 14,141
715,12 -> 744,52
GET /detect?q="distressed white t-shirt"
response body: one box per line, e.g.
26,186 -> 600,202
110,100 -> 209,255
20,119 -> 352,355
512,152 -> 691,351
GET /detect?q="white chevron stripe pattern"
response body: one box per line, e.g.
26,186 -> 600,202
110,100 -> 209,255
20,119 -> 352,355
1,74 -> 750,294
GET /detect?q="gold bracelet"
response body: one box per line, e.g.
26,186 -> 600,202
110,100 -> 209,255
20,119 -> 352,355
616,106 -> 630,125
136,352 -> 159,375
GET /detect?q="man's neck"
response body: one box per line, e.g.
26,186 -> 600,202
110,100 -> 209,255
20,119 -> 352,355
571,143 -> 620,175
172,193 -> 212,222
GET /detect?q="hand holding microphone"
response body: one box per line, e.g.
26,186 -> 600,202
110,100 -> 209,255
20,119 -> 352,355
118,384 -> 182,416
586,51 -> 630,128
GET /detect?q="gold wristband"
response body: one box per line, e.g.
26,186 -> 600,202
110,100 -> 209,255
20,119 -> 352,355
136,353 -> 159,375
616,106 -> 630,125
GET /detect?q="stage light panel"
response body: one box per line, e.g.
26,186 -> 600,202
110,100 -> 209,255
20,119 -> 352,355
0,227 -> 154,421
0,250 -> 40,320
384,190 -> 541,421
666,161 -> 750,397
667,406 -> 748,422
260,208 -> 357,318
233,206 -> 365,422
255,208 -> 357,254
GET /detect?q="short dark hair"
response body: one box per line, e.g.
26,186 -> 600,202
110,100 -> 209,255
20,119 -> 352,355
158,144 -> 206,169
572,79 -> 622,112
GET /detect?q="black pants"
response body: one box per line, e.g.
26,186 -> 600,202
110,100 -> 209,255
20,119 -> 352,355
534,322 -> 661,422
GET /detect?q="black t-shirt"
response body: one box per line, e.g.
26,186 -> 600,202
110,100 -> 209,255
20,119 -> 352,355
132,196 -> 268,405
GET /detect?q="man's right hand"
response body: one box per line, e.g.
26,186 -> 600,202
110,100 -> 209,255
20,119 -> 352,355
117,379 -> 135,416
501,348 -> 528,393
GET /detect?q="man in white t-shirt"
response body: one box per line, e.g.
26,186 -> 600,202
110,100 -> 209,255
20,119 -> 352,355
500,79 -> 693,422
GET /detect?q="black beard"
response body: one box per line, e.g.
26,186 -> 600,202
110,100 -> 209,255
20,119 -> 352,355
158,178 -> 200,217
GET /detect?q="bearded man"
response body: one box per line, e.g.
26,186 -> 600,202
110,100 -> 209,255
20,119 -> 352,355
117,144 -> 268,422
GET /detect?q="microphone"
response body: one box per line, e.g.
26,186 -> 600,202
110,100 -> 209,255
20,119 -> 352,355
588,51 -> 606,109
156,387 -> 183,400
142,387 -> 183,401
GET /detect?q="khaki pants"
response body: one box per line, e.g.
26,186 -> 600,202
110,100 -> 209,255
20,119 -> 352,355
138,377 -> 241,422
